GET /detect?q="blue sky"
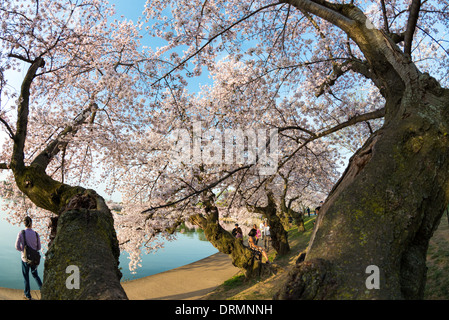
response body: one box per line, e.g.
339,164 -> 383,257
110,0 -> 213,93
112,0 -> 145,21
0,0 -> 210,185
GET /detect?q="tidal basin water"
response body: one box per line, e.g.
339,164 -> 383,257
0,209 -> 218,289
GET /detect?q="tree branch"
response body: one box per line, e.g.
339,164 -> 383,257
277,107 -> 385,174
141,164 -> 253,214
7,53 -> 34,64
314,59 -> 380,97
380,0 -> 390,33
31,103 -> 98,170
404,0 -> 422,56
282,0 -> 356,31
0,116 -> 15,139
150,2 -> 281,86
11,57 -> 45,170
0,163 -> 9,170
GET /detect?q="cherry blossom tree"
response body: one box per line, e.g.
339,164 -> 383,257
2,0 -> 449,300
0,0 -> 343,284
0,0 -> 164,299
109,56 -> 341,276
140,0 -> 449,299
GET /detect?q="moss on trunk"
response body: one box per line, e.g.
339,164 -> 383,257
276,85 -> 449,299
41,191 -> 127,300
190,194 -> 271,279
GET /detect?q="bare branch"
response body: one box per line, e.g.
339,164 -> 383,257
380,0 -> 390,33
7,53 -> 34,64
404,0 -> 422,56
416,25 -> 449,57
11,57 -> 45,170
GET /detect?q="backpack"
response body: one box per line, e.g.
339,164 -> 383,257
22,230 -> 41,267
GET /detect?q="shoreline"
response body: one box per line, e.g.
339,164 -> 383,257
0,252 -> 239,300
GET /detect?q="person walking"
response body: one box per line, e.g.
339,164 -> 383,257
15,216 -> 43,300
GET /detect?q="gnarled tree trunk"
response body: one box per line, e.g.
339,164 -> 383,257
274,0 -> 449,300
275,75 -> 449,300
41,191 -> 127,299
189,193 -> 272,279
13,165 -> 128,299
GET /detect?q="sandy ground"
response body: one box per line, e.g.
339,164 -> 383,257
0,252 -> 239,300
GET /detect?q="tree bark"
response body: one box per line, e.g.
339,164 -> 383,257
189,193 -> 271,279
41,191 -> 127,299
11,166 -> 128,299
247,191 -> 290,255
275,81 -> 449,299
270,0 -> 449,300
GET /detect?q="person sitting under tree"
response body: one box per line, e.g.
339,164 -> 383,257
248,229 -> 270,264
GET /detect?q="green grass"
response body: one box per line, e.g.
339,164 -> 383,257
424,217 -> 449,300
203,215 -> 449,300
202,216 -> 317,300
222,274 -> 246,289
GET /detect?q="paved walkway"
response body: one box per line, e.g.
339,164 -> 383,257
0,252 -> 239,300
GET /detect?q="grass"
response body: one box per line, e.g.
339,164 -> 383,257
202,216 -> 317,300
424,216 -> 449,300
201,215 -> 449,300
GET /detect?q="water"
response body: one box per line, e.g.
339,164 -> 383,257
119,229 -> 218,282
0,210 -> 218,289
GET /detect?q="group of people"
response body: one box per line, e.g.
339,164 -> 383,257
231,220 -> 271,264
304,204 -> 322,217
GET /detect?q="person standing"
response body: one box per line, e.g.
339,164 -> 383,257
263,221 -> 271,252
250,224 -> 261,245
232,223 -> 243,242
259,221 -> 265,241
15,216 -> 43,300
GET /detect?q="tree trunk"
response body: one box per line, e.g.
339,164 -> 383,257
275,83 -> 449,299
7,57 -> 128,299
11,163 -> 128,299
249,191 -> 290,255
296,216 -> 305,233
283,206 -> 305,232
41,191 -> 127,299
189,193 -> 271,279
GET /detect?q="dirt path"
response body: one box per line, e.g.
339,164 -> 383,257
0,252 -> 239,300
